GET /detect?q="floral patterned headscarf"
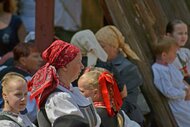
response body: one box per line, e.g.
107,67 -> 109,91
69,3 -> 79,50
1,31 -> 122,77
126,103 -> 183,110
28,40 -> 80,108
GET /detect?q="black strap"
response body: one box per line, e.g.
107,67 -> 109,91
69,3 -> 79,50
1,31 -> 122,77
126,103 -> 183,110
0,114 -> 22,127
38,89 -> 62,127
177,53 -> 186,67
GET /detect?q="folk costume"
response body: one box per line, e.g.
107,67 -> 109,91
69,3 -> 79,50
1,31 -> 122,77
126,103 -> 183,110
28,40 -> 101,127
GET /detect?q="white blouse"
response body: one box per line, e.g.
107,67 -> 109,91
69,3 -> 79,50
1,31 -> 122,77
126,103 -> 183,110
152,63 -> 190,127
45,84 -> 101,127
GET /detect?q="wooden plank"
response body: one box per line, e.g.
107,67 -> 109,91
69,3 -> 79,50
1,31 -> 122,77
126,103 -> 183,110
103,0 -> 178,127
35,0 -> 54,52
81,0 -> 104,32
99,0 -> 113,24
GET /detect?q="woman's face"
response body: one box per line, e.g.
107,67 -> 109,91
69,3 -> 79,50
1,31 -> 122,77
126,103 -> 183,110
99,41 -> 118,61
66,52 -> 84,82
3,80 -> 27,114
170,23 -> 188,46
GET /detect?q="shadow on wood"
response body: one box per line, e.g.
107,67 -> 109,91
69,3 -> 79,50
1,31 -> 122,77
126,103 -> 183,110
102,0 -> 190,126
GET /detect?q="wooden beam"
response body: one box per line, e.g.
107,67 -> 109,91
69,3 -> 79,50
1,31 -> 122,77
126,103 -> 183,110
81,0 -> 104,32
99,0 -> 113,25
35,0 -> 54,52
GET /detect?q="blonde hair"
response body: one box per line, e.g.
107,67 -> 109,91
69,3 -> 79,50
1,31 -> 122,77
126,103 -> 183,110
80,67 -> 122,116
80,67 -> 112,90
95,25 -> 140,60
1,72 -> 26,94
153,36 -> 178,58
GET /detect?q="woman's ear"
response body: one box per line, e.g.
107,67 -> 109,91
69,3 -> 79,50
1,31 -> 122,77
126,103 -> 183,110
2,92 -> 7,102
62,66 -> 68,72
19,57 -> 27,66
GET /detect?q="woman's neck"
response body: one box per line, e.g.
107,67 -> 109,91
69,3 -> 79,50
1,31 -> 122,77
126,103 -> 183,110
59,78 -> 70,88
57,68 -> 72,88
58,72 -> 71,89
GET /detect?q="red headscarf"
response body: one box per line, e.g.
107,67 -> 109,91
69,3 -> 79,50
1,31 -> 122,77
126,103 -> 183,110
28,40 -> 80,108
98,72 -> 123,117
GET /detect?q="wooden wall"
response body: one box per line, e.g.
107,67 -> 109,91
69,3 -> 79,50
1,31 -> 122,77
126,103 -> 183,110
103,0 -> 190,127
81,0 -> 104,32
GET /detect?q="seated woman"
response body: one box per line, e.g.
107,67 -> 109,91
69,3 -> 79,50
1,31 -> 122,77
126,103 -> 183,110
0,72 -> 36,127
78,67 -> 140,127
28,40 -> 101,127
0,0 -> 26,57
95,25 -> 145,125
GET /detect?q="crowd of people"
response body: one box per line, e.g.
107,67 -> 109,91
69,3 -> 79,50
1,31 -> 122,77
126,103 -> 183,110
0,0 -> 190,127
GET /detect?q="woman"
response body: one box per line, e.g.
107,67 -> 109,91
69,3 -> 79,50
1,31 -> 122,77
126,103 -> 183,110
28,40 -> 101,127
95,25 -> 145,125
0,0 -> 26,57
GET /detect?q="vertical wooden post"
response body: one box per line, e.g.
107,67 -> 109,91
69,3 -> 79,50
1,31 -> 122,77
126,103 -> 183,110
81,0 -> 104,32
99,0 -> 113,25
35,0 -> 54,52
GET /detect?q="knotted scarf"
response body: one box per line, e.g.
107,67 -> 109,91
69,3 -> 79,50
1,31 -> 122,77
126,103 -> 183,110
28,40 -> 80,108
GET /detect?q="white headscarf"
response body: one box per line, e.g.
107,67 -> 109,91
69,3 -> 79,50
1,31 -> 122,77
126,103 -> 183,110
71,30 -> 108,66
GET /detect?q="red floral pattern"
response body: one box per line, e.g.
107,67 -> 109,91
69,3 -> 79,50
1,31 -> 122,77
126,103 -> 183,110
28,40 -> 80,108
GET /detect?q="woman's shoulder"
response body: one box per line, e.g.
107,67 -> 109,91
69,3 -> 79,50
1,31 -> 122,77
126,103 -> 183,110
47,89 -> 73,101
46,86 -> 91,107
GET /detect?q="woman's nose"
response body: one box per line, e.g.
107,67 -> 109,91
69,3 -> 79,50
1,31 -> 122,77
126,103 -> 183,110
81,63 -> 84,69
